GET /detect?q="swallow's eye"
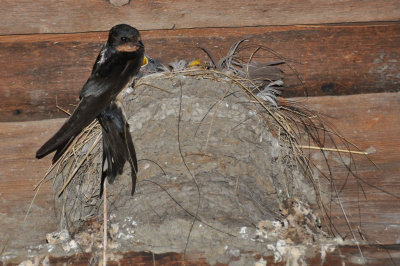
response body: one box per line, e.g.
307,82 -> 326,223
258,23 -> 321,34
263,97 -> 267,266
121,37 -> 128,42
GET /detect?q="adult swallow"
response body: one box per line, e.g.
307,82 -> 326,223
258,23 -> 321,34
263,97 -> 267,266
36,24 -> 144,196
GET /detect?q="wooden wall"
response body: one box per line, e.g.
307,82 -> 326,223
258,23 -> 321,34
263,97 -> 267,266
1,0 -> 399,34
2,24 -> 400,122
0,0 -> 399,264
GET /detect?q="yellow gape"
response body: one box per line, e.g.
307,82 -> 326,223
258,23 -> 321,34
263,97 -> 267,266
142,55 -> 148,66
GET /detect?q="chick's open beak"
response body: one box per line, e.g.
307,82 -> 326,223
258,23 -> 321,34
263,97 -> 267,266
142,55 -> 148,66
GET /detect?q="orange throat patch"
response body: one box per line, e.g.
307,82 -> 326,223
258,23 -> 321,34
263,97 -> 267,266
116,43 -> 140,52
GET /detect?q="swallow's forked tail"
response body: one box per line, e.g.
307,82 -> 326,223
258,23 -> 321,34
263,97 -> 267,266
98,101 -> 138,197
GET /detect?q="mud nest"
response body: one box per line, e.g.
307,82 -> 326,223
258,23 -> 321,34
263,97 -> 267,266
40,68 -> 335,261
19,36 -> 380,265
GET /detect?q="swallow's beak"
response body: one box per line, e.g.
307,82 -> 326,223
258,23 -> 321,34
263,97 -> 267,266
135,40 -> 144,48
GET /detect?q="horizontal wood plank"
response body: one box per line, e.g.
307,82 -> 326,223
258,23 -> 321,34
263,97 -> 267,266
1,24 -> 399,122
45,245 -> 400,265
295,92 -> 400,246
1,0 -> 399,35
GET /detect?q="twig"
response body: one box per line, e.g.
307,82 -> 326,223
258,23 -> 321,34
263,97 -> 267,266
177,82 -> 201,264
204,86 -> 231,150
332,179 -> 365,262
135,82 -> 173,94
56,105 -> 72,116
55,95 -> 72,116
57,134 -> 101,196
103,182 -> 107,266
297,145 -> 368,155
141,179 -> 236,237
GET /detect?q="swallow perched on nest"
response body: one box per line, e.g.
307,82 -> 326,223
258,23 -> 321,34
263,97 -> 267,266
36,24 -> 144,197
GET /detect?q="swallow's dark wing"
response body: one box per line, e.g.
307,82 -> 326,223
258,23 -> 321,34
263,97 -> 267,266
36,47 -> 143,161
52,136 -> 75,163
35,92 -> 112,161
80,51 -> 143,99
97,101 -> 137,197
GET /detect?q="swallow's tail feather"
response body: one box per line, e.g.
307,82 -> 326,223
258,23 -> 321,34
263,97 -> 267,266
98,101 -> 138,197
125,121 -> 138,195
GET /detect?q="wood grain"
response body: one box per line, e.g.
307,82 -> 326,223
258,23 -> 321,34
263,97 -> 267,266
45,245 -> 400,265
1,0 -> 400,35
0,119 -> 62,213
1,24 -> 399,122
0,92 -> 399,253
295,92 -> 400,245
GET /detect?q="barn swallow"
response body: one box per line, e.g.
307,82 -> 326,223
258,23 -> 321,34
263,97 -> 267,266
36,24 -> 144,196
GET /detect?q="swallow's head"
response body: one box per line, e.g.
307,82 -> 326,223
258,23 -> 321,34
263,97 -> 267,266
108,24 -> 144,53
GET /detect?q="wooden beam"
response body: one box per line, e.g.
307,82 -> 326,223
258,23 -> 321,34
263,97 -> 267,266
295,92 -> 400,245
1,24 -> 399,122
1,0 -> 399,35
43,245 -> 400,265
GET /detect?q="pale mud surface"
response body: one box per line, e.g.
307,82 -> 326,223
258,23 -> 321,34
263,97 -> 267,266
1,72 -> 325,265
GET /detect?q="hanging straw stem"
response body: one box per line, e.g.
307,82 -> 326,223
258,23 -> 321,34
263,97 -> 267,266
296,145 -> 368,155
103,181 -> 107,266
